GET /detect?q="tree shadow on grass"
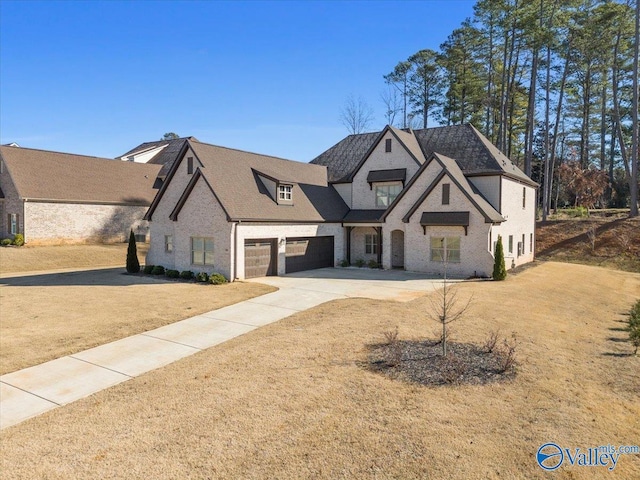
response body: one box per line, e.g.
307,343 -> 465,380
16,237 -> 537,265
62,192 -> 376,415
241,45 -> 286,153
0,268 -> 175,287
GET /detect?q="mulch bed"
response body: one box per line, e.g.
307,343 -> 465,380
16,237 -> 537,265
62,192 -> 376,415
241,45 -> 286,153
365,340 -> 516,387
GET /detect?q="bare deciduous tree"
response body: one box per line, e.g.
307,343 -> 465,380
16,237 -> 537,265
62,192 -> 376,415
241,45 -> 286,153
428,265 -> 472,356
339,95 -> 374,134
381,87 -> 401,127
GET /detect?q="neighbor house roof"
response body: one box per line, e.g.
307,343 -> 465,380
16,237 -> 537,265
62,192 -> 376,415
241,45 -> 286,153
119,137 -> 199,179
311,124 -> 536,186
0,146 -> 161,205
148,140 -> 349,223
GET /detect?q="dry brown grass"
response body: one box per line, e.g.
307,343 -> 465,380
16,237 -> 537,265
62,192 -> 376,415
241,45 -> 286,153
0,271 -> 275,375
0,243 -> 148,274
1,262 -> 638,479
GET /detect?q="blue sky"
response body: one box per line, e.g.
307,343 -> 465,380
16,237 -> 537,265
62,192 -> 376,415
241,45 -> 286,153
0,0 -> 476,161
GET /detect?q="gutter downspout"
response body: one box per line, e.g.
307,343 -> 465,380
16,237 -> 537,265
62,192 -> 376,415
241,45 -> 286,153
233,221 -> 241,281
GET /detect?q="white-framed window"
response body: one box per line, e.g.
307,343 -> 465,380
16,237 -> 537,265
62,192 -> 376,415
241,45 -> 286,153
522,187 -> 526,209
278,184 -> 292,201
375,184 -> 401,207
191,237 -> 214,265
164,235 -> 173,253
530,233 -> 533,253
430,236 -> 461,263
508,235 -> 513,254
9,213 -> 17,235
365,233 -> 378,254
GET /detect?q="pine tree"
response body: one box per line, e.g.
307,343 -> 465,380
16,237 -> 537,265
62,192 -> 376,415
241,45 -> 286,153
126,229 -> 140,273
493,235 -> 507,281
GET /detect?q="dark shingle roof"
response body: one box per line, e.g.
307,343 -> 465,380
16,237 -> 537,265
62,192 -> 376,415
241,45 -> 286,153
311,132 -> 379,182
311,124 -> 535,186
343,209 -> 386,223
0,146 -> 161,205
158,141 -> 349,223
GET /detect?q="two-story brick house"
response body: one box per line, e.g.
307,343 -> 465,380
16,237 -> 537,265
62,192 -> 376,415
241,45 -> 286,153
144,124 -> 537,280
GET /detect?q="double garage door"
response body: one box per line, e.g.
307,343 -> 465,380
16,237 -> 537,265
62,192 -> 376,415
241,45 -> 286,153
244,236 -> 334,278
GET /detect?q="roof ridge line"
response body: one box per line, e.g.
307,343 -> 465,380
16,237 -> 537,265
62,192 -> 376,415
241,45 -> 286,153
0,145 -> 113,161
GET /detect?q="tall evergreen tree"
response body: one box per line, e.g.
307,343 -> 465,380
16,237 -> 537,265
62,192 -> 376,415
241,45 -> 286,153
493,235 -> 507,280
126,229 -> 140,274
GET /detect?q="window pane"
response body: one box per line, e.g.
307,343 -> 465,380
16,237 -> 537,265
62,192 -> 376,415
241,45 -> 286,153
447,237 -> 460,249
447,248 -> 460,263
192,251 -> 204,265
204,251 -> 215,265
192,237 -> 204,251
205,238 -> 214,252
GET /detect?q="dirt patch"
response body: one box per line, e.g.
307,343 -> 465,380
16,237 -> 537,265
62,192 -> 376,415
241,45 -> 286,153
1,262 -> 638,479
536,213 -> 640,272
0,269 -> 275,374
366,339 -> 516,386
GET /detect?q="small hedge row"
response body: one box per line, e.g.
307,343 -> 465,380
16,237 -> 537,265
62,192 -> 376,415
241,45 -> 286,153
1,234 -> 24,247
141,265 -> 228,285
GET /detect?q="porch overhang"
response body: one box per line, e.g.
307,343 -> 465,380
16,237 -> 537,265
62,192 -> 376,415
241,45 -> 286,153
342,209 -> 385,227
420,211 -> 470,235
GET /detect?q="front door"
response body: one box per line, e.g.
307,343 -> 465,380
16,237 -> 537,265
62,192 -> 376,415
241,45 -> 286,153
391,230 -> 404,269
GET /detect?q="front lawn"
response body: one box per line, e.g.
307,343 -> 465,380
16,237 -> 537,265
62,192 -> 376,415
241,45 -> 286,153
1,262 -> 638,479
0,269 -> 275,375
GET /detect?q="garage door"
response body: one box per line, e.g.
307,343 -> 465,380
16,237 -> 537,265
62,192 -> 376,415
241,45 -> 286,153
285,236 -> 334,273
244,239 -> 277,278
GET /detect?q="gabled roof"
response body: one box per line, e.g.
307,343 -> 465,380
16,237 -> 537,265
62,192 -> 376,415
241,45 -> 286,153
311,124 -> 536,186
0,145 -> 161,205
341,125 -> 425,184
147,140 -> 349,223
119,137 -> 199,178
383,153 -> 504,224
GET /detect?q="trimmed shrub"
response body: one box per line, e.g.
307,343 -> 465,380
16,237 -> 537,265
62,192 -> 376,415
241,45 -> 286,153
126,230 -> 140,273
368,259 -> 379,269
151,265 -> 165,275
180,270 -> 194,280
354,258 -> 365,268
1,238 -> 12,246
166,269 -> 180,279
492,235 -> 507,281
12,234 -> 24,247
209,273 -> 228,285
143,265 -> 155,274
339,259 -> 349,267
195,272 -> 209,282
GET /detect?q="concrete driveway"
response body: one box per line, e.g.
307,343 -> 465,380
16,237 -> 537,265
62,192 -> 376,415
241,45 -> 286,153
0,267 -> 450,430
249,267 -> 451,302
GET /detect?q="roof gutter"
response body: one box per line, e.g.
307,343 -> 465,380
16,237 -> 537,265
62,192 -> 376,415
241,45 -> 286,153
22,198 -> 152,206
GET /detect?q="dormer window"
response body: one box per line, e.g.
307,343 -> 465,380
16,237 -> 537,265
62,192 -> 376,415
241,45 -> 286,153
385,138 -> 392,152
278,184 -> 292,202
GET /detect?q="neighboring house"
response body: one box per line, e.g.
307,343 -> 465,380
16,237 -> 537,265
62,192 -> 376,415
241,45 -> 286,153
118,137 -> 198,187
0,145 -> 161,243
144,124 -> 536,280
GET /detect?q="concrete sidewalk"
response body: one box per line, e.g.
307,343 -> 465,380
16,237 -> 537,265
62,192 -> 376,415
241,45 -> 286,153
0,268 -> 447,430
